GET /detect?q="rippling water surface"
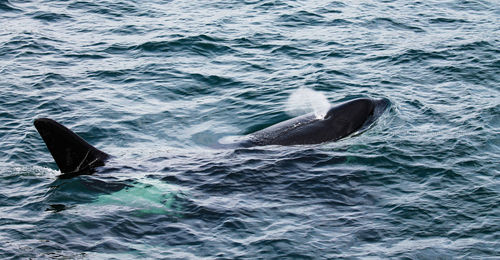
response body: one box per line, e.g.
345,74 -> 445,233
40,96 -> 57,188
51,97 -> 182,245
1,0 -> 499,258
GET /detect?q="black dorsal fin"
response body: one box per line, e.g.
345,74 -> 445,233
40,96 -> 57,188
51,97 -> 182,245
34,118 -> 109,178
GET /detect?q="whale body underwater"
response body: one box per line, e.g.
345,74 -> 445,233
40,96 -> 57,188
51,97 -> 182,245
34,97 -> 390,178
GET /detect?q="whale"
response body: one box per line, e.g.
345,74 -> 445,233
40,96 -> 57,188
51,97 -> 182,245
34,97 -> 390,178
241,97 -> 390,146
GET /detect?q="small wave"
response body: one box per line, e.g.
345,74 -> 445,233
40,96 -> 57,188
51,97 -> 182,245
103,43 -> 134,54
270,45 -> 314,59
429,17 -> 469,24
329,18 -> 352,26
444,0 -> 494,12
277,10 -> 326,27
135,35 -> 234,57
110,24 -> 146,35
67,1 -> 144,18
255,0 -> 295,10
365,17 -> 425,33
388,49 -> 448,65
63,53 -> 108,59
30,11 -> 72,22
1,35 -> 61,58
0,0 -> 20,12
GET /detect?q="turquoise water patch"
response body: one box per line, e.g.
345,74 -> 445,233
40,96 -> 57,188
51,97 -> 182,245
90,178 -> 184,216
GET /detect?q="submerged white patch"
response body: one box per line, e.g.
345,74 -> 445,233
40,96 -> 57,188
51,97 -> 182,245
218,135 -> 248,144
90,178 -> 184,215
285,87 -> 330,119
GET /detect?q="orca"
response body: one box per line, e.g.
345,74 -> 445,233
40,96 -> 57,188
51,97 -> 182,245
242,97 -> 390,146
34,97 -> 390,178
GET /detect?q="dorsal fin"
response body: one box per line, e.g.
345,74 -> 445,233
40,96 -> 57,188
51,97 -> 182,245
34,118 -> 109,178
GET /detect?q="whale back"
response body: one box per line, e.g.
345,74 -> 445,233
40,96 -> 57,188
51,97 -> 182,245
247,98 -> 389,146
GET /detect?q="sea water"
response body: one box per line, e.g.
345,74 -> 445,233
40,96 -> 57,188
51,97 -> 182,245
1,0 -> 499,258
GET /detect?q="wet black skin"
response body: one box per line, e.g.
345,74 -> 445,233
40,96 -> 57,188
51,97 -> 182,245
34,118 -> 109,178
244,98 -> 390,146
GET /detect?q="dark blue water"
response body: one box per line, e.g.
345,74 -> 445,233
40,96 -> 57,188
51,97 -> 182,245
1,0 -> 499,258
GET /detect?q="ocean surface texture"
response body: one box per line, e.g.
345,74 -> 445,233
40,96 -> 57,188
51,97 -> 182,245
1,0 -> 499,259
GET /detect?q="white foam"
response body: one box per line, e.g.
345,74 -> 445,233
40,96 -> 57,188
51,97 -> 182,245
285,87 -> 330,119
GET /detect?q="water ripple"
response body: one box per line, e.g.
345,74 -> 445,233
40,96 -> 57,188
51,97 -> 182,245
1,0 -> 499,258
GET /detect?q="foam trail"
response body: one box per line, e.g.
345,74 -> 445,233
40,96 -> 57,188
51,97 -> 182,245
285,87 -> 330,119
